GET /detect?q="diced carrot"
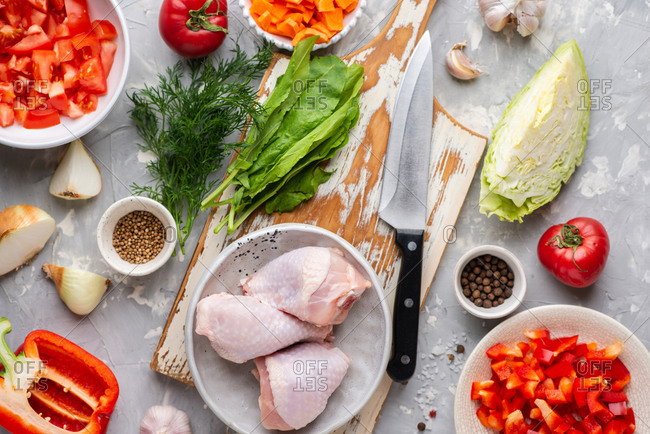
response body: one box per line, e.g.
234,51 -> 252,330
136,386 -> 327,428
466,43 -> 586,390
292,27 -> 328,46
253,10 -> 274,29
334,0 -> 355,8
311,22 -> 335,38
285,0 -> 302,4
320,9 -> 343,31
277,18 -> 301,37
285,12 -> 304,24
316,0 -> 335,12
250,0 -> 274,16
343,0 -> 357,13
301,8 -> 315,23
267,2 -> 289,19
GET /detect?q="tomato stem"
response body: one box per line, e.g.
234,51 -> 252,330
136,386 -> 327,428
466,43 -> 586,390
545,224 -> 587,272
186,0 -> 228,33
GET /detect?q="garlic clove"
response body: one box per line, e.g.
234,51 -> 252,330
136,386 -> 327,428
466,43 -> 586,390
478,0 -> 545,37
140,405 -> 192,434
516,1 -> 546,36
479,0 -> 513,32
49,138 -> 102,200
446,41 -> 485,80
0,205 -> 55,276
42,263 -> 110,315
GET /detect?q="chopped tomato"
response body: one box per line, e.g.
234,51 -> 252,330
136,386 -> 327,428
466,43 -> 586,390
51,0 -> 65,10
27,0 -> 48,13
8,55 -> 31,74
61,62 -> 79,89
0,82 -> 16,103
78,56 -> 106,94
7,25 -> 53,55
54,22 -> 71,40
23,107 -> 60,128
72,89 -> 97,113
91,20 -> 117,40
64,0 -> 92,35
0,24 -> 23,47
0,102 -> 14,126
54,38 -> 75,64
32,49 -> 57,82
13,100 -> 29,124
24,6 -> 48,28
48,80 -> 68,110
71,32 -> 99,59
99,39 -> 116,75
2,0 -> 22,27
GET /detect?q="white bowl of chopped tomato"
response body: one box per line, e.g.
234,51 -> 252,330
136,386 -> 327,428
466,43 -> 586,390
454,305 -> 650,433
0,0 -> 130,149
240,0 -> 366,51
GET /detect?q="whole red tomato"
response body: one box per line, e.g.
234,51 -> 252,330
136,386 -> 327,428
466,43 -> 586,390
537,217 -> 610,288
159,0 -> 228,58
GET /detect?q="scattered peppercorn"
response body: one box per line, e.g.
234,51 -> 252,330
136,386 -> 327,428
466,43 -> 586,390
448,354 -> 455,361
456,344 -> 465,353
113,211 -> 165,264
417,422 -> 426,431
461,254 -> 515,308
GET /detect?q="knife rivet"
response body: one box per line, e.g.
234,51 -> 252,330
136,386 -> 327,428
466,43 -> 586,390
400,355 -> 411,365
408,241 -> 417,251
404,298 -> 414,308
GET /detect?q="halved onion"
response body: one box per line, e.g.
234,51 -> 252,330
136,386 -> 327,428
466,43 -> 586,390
0,205 -> 56,276
49,139 -> 102,200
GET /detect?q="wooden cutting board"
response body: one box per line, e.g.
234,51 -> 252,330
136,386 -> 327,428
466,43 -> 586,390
152,0 -> 488,431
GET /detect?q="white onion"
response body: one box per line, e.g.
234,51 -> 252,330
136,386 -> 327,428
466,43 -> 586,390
49,138 -> 102,200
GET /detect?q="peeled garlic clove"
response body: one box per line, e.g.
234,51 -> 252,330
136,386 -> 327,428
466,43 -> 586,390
140,405 -> 192,434
49,138 -> 102,200
446,42 -> 484,80
0,205 -> 55,276
43,263 -> 110,315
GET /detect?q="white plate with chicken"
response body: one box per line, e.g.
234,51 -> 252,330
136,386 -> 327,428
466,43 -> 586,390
185,223 -> 392,433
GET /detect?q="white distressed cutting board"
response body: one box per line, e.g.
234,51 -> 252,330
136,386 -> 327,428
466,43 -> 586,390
152,0 -> 488,431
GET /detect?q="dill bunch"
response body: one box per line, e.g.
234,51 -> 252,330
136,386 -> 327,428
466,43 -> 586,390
128,43 -> 273,254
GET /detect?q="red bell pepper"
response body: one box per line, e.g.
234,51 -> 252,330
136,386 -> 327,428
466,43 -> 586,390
487,342 -> 524,360
0,317 -> 119,434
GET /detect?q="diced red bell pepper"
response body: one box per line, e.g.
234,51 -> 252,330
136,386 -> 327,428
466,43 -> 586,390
603,419 -> 632,434
534,399 -> 570,433
78,56 -> 106,94
624,408 -> 636,433
558,352 -> 577,365
524,329 -> 551,340
477,405 -> 491,428
573,343 -> 590,358
601,391 -> 628,403
608,402 -> 627,417
520,380 -> 539,399
488,410 -> 505,431
581,413 -> 604,434
518,365 -> 541,381
480,389 -> 500,410
529,407 -> 542,420
587,391 -> 615,424
507,372 -> 524,390
0,317 -> 119,433
604,359 -> 631,392
0,102 -> 15,126
587,341 -> 623,361
471,380 -> 495,400
7,25 -> 53,55
544,361 -> 576,379
487,342 -> 524,360
492,360 -> 513,381
558,376 -> 574,403
553,335 -> 579,356
534,347 -> 555,366
545,388 -> 567,405
505,409 -> 528,434
535,378 -> 555,400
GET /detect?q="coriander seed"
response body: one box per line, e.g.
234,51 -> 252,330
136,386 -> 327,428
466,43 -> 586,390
113,211 -> 165,264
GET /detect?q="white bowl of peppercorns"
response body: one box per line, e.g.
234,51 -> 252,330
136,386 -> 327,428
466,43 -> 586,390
453,245 -> 526,319
97,196 -> 176,276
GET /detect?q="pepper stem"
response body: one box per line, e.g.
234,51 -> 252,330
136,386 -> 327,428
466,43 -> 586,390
186,0 -> 229,34
545,224 -> 587,272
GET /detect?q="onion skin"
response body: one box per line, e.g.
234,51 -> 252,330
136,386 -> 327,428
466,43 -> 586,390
0,205 -> 55,276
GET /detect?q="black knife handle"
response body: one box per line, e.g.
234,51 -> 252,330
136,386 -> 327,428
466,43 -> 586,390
386,228 -> 423,383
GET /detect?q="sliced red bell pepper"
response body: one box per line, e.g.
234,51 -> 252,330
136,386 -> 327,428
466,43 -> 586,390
587,390 -> 615,424
624,408 -> 636,433
573,343 -> 590,358
601,391 -> 628,403
477,405 -> 491,428
0,317 -> 119,434
520,380 -> 539,399
487,410 -> 505,431
523,329 -> 551,340
518,365 -> 540,381
553,335 -> 579,356
558,376 -> 574,403
544,361 -> 576,379
492,360 -> 513,381
534,346 -> 555,366
506,371 -> 524,390
603,419 -> 632,434
534,399 -> 570,433
603,358 -> 631,392
545,388 -> 567,405
587,341 -> 623,361
608,401 -> 627,417
581,413 -> 604,434
471,380 -> 495,400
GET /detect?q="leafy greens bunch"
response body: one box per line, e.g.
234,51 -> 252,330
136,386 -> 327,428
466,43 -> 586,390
128,43 -> 273,253
201,36 -> 364,234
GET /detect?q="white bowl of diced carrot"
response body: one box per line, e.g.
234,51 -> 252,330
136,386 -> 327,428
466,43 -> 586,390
241,0 -> 365,50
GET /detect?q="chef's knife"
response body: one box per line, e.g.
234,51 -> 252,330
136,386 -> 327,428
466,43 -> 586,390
379,32 -> 434,383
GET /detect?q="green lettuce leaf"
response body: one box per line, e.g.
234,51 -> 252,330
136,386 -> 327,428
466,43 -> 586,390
479,39 -> 591,222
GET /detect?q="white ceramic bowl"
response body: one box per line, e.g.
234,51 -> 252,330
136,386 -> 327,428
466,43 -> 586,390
453,245 -> 527,320
186,223 -> 392,434
455,305 -> 650,433
240,0 -> 366,51
0,0 -> 130,149
96,196 -> 176,276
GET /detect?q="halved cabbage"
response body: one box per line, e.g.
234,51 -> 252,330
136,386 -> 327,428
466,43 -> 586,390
479,40 -> 590,222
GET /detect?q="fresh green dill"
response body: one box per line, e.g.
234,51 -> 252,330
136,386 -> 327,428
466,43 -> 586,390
128,43 -> 273,254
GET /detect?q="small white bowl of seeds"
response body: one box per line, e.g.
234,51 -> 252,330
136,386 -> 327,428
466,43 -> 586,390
97,196 -> 176,276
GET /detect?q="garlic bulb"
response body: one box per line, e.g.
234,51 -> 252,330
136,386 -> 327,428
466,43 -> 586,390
0,205 -> 55,276
42,263 -> 110,315
140,405 -> 192,434
478,0 -> 546,37
446,41 -> 484,80
49,138 -> 102,200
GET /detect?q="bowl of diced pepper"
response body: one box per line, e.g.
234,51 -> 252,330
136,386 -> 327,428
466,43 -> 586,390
0,0 -> 130,149
241,0 -> 365,51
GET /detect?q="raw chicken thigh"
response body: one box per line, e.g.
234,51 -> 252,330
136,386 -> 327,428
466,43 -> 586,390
242,247 -> 371,325
253,342 -> 350,431
195,293 -> 332,363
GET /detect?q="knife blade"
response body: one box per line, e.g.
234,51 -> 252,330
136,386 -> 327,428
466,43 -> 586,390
379,32 -> 434,383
